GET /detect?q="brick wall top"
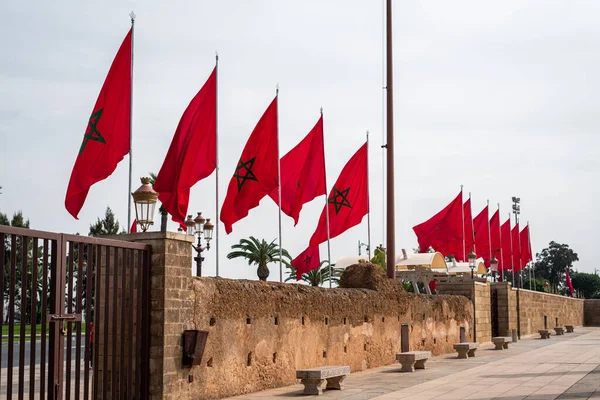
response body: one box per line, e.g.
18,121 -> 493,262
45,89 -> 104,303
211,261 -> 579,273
513,287 -> 585,302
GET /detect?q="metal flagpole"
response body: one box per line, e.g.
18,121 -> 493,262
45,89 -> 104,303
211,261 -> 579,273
215,53 -> 220,277
322,108 -> 332,288
528,221 -> 534,285
469,192 -> 475,254
385,0 -> 396,279
276,86 -> 283,282
366,131 -> 371,259
127,11 -> 136,230
461,185 -> 465,261
498,203 -> 504,282
487,199 -> 492,277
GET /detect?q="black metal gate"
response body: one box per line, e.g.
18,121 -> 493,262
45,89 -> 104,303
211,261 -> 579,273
0,225 -> 151,399
490,287 -> 499,337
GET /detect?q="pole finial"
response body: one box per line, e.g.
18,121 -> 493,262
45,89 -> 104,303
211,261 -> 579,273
320,107 -> 323,115
129,11 -> 136,23
276,83 -> 279,95
215,51 -> 219,62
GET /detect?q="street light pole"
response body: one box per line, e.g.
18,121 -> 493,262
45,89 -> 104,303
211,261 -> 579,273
385,0 -> 396,279
185,213 -> 214,277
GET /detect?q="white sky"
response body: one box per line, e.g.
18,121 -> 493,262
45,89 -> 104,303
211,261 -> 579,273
1,0 -> 598,280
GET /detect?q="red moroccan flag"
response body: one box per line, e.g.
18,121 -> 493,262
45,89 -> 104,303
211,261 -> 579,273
268,115 -> 326,225
501,219 -> 513,271
130,219 -> 137,234
490,210 -> 502,271
291,246 -> 321,280
309,143 -> 368,246
464,199 -> 475,256
565,268 -> 574,296
512,223 -> 522,272
520,225 -> 532,268
220,97 -> 279,234
65,30 -> 132,219
413,191 -> 463,259
473,206 -> 491,267
153,68 -> 216,229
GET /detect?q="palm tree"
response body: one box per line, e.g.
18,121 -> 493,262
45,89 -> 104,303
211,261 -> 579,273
285,260 -> 344,287
227,237 -> 291,281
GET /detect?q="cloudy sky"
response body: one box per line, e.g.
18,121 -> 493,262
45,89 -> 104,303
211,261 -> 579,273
1,0 -> 598,280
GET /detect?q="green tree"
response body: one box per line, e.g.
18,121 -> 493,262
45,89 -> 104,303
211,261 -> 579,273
89,206 -> 121,236
534,241 -> 579,293
370,245 -> 386,270
149,172 -> 168,232
570,272 -> 600,299
285,260 -> 343,287
227,237 -> 291,281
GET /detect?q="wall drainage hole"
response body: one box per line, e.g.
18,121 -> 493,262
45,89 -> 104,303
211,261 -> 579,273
343,317 -> 347,325
364,344 -> 367,351
325,317 -> 329,325
344,346 -> 347,353
382,317 -> 385,323
421,339 -> 425,346
322,351 -> 327,358
207,358 -> 213,367
246,317 -> 252,325
209,317 -> 216,326
302,316 -> 305,325
272,353 -> 277,363
433,338 -> 437,344
364,316 -> 368,323
274,316 -> 278,325
247,352 -> 253,366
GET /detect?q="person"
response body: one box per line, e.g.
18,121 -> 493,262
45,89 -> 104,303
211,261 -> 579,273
89,321 -> 94,371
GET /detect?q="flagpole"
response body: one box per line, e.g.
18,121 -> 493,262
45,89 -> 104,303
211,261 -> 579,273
322,108 -> 332,288
461,185 -> 465,261
469,192 -> 475,254
215,53 -> 220,277
366,131 -> 371,259
127,11 -> 136,230
498,203 -> 504,283
487,199 -> 492,276
385,0 -> 396,280
528,221 -> 534,285
276,85 -> 283,283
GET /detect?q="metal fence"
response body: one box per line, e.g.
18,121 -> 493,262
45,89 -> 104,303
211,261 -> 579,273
0,225 -> 151,399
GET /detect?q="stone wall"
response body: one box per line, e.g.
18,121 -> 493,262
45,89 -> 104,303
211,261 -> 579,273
178,265 -> 473,400
437,281 -> 491,343
492,282 -> 518,336
584,299 -> 600,326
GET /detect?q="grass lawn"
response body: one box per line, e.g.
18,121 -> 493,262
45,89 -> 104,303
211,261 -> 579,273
1,323 -> 86,343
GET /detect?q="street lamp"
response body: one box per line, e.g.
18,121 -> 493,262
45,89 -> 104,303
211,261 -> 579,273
468,250 -> 477,279
490,255 -> 499,282
131,177 -> 158,232
185,213 -> 214,277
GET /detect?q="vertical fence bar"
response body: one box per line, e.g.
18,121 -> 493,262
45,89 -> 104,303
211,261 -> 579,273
18,235 -> 29,399
74,242 -> 84,400
92,245 -> 102,400
84,245 -> 94,400
41,239 -> 49,400
0,233 -> 4,395
127,249 -> 135,398
8,235 -> 17,399
29,238 -> 38,400
119,248 -> 127,398
111,247 -> 118,399
65,241 -> 74,400
101,246 -> 110,400
135,251 -> 143,398
140,249 -> 150,400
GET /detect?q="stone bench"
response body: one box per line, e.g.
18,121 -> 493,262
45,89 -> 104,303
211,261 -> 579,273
395,351 -> 431,372
538,329 -> 551,339
565,325 -> 575,333
554,327 -> 565,336
453,343 -> 478,359
296,366 -> 350,395
492,337 -> 511,350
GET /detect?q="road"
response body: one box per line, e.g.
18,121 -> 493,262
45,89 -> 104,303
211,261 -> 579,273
0,341 -> 85,368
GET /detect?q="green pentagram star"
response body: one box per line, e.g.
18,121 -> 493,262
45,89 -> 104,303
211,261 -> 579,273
79,108 -> 106,154
328,186 -> 352,215
233,157 -> 258,191
303,255 -> 312,268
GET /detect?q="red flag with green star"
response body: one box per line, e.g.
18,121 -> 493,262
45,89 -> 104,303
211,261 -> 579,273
291,246 -> 321,280
220,97 -> 279,234
309,142 -> 368,247
65,29 -> 132,219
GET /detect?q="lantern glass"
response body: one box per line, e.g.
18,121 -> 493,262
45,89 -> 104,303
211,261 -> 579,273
203,219 -> 214,241
131,177 -> 158,232
194,212 -> 205,232
467,250 -> 477,268
185,215 -> 195,235
490,256 -> 499,271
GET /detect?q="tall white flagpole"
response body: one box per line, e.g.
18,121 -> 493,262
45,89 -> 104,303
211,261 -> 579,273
215,53 -> 220,277
461,185 -> 465,261
323,108 -> 332,288
498,203 -> 504,282
469,192 -> 475,254
366,131 -> 371,260
127,11 -> 136,230
528,221 -> 534,285
487,199 -> 492,273
276,86 -> 283,282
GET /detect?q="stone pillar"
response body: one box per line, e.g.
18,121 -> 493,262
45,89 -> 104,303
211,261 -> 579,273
124,232 -> 195,400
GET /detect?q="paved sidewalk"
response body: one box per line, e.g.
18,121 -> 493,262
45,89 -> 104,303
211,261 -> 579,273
230,327 -> 600,400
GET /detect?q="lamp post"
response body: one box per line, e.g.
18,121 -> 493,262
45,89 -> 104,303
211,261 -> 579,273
358,240 -> 370,258
468,250 -> 477,279
490,255 -> 499,282
131,177 -> 158,232
185,213 -> 214,277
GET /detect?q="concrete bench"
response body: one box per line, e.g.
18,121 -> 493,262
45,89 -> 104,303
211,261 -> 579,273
296,366 -> 350,395
565,325 -> 575,333
538,329 -> 551,339
554,327 -> 565,336
492,337 -> 511,350
395,351 -> 431,372
453,343 -> 478,359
